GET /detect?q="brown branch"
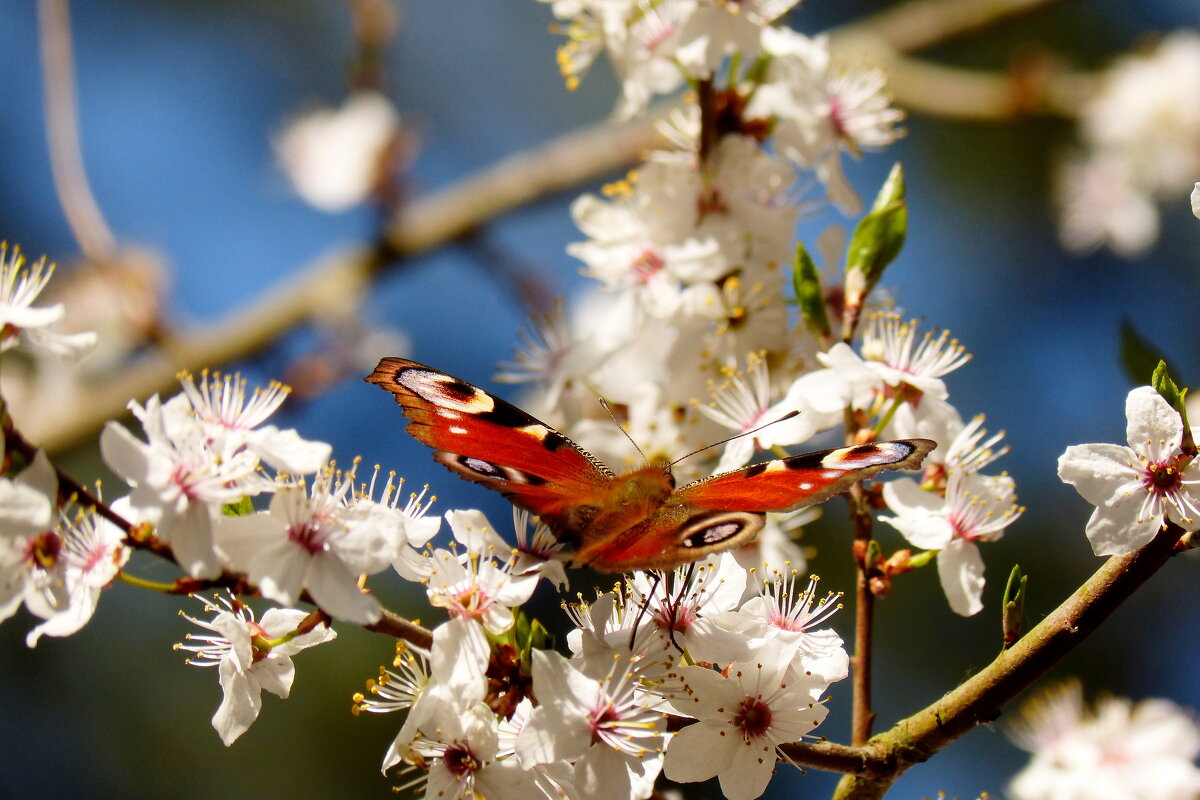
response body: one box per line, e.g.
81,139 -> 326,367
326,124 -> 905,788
836,0 -> 1065,54
38,0 -> 116,260
366,609 -> 434,651
760,523 -> 1184,797
843,406 -> 878,745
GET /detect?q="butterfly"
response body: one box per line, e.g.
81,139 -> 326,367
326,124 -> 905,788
366,357 -> 935,573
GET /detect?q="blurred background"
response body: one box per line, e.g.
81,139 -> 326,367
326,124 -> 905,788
1,1 -> 1199,798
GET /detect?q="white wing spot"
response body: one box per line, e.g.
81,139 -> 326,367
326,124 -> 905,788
402,371 -> 495,413
449,426 -> 469,435
519,424 -> 552,441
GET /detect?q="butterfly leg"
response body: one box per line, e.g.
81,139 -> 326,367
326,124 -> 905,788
627,570 -> 662,651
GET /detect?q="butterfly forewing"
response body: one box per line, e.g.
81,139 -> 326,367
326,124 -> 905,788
365,358 -> 615,521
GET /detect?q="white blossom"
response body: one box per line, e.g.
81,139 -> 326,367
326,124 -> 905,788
275,91 -> 402,212
1056,32 -> 1200,255
101,393 -> 267,578
178,370 -> 331,475
0,243 -> 96,358
214,465 -> 403,624
518,649 -> 668,800
26,505 -> 128,647
176,596 -> 336,745
0,450 -> 62,624
1058,386 -> 1200,556
881,471 -> 1022,616
663,658 -> 830,800
422,510 -> 540,635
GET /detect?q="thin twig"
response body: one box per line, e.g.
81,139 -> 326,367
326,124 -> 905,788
38,0 -> 116,260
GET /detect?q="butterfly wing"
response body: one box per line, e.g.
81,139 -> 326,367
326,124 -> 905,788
573,439 -> 935,572
365,358 -> 616,535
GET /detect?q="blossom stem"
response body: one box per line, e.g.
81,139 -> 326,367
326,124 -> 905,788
116,571 -> 179,593
262,609 -> 332,648
37,0 -> 117,260
870,393 -> 906,438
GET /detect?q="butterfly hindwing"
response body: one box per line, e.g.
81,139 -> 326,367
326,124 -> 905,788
365,358 -> 615,525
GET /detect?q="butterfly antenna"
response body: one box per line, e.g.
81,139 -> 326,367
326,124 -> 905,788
669,409 -> 801,467
599,397 -> 650,466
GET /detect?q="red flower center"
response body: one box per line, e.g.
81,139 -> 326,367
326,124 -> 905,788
732,696 -> 773,739
1145,460 -> 1182,495
443,743 -> 480,777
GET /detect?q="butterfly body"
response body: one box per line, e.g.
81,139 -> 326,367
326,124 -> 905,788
367,357 -> 934,572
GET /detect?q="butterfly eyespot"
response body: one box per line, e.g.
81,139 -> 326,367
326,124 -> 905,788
437,452 -> 547,486
397,368 -> 496,413
685,521 -> 743,547
463,457 -> 502,476
678,511 -> 763,550
820,441 -> 919,469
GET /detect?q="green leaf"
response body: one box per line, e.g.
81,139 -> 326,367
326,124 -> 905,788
222,496 -> 255,517
1152,360 -> 1194,454
792,241 -> 831,341
869,161 -> 906,215
844,163 -> 907,319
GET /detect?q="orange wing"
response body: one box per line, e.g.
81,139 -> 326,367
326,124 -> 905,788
573,439 -> 935,572
365,358 -> 616,532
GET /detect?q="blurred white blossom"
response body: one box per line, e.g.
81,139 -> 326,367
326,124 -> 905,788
275,91 -> 402,212
1007,679 -> 1200,800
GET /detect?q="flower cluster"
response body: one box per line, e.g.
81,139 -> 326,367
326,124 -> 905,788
1006,679 -> 1200,800
367,542 -> 847,800
0,447 -> 128,647
516,1 -> 905,466
1056,31 -> 1200,257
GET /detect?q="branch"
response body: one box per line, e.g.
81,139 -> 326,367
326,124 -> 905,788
38,0 -> 116,259
836,0 -> 1064,54
765,522 -> 1184,797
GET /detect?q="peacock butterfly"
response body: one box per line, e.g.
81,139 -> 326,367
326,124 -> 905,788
366,357 -> 934,573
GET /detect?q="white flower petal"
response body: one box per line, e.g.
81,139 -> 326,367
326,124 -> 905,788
246,426 -> 331,475
938,538 -> 985,617
663,722 -> 727,783
1126,386 -> 1182,450
1057,443 -> 1141,507
252,653 -> 296,699
1084,500 -> 1161,556
213,656 -> 262,746
305,550 -> 381,624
